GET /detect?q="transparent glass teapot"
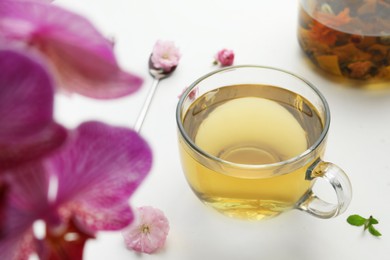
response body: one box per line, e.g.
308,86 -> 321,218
298,0 -> 390,84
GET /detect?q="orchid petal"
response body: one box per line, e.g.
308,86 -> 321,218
0,0 -> 143,99
0,164 -> 50,260
0,182 -> 7,232
49,121 -> 152,231
0,230 -> 36,260
0,48 -> 67,171
69,201 -> 135,231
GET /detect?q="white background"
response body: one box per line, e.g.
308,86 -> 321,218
54,0 -> 390,259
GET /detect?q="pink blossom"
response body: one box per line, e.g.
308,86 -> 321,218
150,40 -> 181,72
214,48 -> 235,66
0,49 -> 152,257
0,0 -> 143,99
0,121 -> 152,259
122,206 -> 169,254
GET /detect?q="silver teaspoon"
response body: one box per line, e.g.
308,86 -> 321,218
134,55 -> 177,132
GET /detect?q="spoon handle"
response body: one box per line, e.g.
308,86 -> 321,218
134,78 -> 160,132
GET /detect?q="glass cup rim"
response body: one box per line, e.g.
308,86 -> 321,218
176,65 -> 331,170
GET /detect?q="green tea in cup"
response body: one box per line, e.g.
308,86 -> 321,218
177,65 -> 352,220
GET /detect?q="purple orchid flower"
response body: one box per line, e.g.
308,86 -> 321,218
0,0 -> 143,99
0,47 -> 152,259
0,121 -> 152,259
0,47 -> 67,171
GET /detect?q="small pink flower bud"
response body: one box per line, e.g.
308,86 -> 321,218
215,49 -> 235,66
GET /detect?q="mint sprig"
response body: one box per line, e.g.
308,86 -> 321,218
347,215 -> 382,237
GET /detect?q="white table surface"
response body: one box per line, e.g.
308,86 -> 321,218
54,0 -> 390,259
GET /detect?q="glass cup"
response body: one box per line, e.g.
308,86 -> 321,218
176,65 -> 352,220
297,0 -> 390,85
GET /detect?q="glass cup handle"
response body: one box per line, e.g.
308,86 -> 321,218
296,159 -> 352,219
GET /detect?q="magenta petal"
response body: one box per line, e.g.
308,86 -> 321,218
42,36 -> 143,99
0,164 -> 50,260
1,164 -> 50,234
70,202 -> 135,231
0,48 -> 67,171
0,0 -> 143,99
0,230 -> 36,260
50,121 -> 152,231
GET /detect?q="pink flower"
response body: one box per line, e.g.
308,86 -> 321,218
0,122 -> 152,259
0,49 -> 152,258
150,40 -> 181,72
0,0 -> 143,99
214,48 -> 235,66
122,206 -> 169,254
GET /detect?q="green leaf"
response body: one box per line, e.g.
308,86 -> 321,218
368,216 -> 379,225
347,214 -> 367,226
368,225 -> 382,237
347,214 -> 383,237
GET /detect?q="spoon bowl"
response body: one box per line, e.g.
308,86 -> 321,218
148,55 -> 177,79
